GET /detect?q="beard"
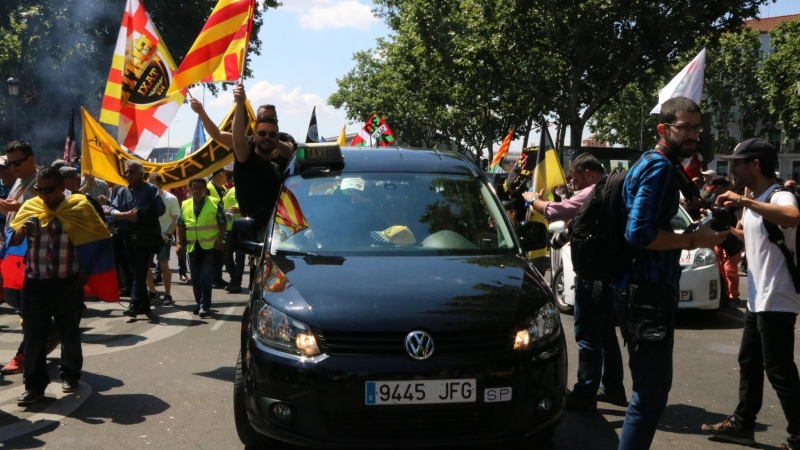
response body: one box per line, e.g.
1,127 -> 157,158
255,138 -> 275,153
664,135 -> 697,159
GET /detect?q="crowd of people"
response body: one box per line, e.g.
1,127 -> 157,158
0,82 -> 297,407
525,97 -> 799,450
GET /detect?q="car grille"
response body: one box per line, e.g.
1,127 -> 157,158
317,330 -> 511,356
322,404 -> 513,439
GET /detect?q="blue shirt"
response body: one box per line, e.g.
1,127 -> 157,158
109,182 -> 166,231
617,150 -> 682,291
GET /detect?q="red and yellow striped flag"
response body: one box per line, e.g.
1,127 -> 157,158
167,0 -> 255,95
275,187 -> 310,235
489,127 -> 513,173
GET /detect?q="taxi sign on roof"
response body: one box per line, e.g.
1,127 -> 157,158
296,143 -> 344,166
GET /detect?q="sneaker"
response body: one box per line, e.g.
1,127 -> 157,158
17,390 -> 45,406
702,416 -> 756,446
162,294 -> 175,307
148,291 -> 160,305
193,305 -> 200,316
227,283 -> 242,294
122,304 -> 138,317
213,280 -> 229,289
1,354 -> 24,375
564,389 -> 597,412
179,274 -> 188,283
596,388 -> 628,407
199,308 -> 209,318
62,380 -> 79,393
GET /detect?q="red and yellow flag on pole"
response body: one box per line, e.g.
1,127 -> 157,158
275,187 -> 310,235
489,128 -> 513,173
99,0 -> 185,159
167,0 -> 256,95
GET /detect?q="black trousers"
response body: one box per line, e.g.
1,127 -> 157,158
121,231 -> 153,310
21,275 -> 83,392
113,231 -> 131,292
734,310 -> 800,441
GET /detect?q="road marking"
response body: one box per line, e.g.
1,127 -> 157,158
211,306 -> 237,331
0,381 -> 92,443
0,304 -> 192,362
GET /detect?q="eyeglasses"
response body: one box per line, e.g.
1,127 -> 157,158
34,183 -> 62,194
7,155 -> 31,167
256,130 -> 278,139
664,123 -> 703,133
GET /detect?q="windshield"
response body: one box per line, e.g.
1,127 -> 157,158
670,205 -> 693,233
270,173 -> 515,256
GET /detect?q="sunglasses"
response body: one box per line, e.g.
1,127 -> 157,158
256,114 -> 278,122
256,130 -> 278,139
7,155 -> 31,167
34,183 -> 62,194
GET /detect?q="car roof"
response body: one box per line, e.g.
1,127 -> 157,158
290,146 -> 482,176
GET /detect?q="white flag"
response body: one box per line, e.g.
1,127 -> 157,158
651,49 -> 706,114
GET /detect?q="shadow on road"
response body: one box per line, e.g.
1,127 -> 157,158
676,307 -> 745,331
194,366 -> 235,383
658,403 -> 773,449
72,373 -> 170,426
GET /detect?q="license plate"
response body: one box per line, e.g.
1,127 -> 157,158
365,379 -> 476,405
680,290 -> 692,301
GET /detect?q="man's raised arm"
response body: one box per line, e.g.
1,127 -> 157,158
232,82 -> 250,164
190,98 -> 234,149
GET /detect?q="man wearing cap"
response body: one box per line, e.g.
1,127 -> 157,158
699,169 -> 717,203
526,153 -> 629,412
705,176 -> 744,307
0,156 -> 15,230
703,138 -> 800,450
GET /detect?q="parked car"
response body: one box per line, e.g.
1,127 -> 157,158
232,143 -> 567,448
549,205 -> 721,315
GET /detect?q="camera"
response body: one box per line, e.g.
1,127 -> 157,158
705,206 -> 738,232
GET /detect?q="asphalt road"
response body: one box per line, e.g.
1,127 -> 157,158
0,265 -> 797,450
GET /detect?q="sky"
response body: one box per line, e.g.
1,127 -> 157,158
154,0 -> 800,156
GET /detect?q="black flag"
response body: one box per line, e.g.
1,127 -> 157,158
306,106 -> 319,143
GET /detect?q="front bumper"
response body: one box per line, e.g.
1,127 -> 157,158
242,334 -> 567,448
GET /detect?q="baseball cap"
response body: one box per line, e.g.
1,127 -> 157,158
719,138 -> 777,164
60,166 -> 80,180
701,169 -> 716,176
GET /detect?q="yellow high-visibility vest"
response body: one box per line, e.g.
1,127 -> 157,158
207,181 -> 226,200
182,196 -> 221,253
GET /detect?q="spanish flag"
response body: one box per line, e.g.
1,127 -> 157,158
167,0 -> 256,95
4,196 -> 119,301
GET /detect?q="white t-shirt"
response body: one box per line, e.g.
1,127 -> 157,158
159,190 -> 181,235
742,184 -> 800,314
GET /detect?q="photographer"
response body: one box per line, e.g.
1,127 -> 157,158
704,177 -> 744,307
702,139 -> 800,450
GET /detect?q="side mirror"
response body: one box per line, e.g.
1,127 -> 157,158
548,221 -> 566,234
518,221 -> 548,252
231,218 -> 262,256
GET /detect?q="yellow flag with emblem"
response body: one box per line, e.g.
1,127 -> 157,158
81,101 -> 256,189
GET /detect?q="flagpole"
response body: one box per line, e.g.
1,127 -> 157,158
239,0 -> 256,83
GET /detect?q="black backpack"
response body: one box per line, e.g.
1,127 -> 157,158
763,186 -> 800,293
569,170 -> 634,281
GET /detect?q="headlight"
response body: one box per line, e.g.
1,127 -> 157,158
514,303 -> 560,350
254,303 -> 320,356
692,248 -> 717,269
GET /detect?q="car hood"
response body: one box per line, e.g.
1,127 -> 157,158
260,254 -> 551,332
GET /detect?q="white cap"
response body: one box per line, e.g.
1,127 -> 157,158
701,169 -> 716,176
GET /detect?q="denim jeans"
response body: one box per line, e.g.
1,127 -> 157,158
225,231 -> 245,285
188,246 -> 215,309
734,310 -> 800,445
572,277 -> 625,400
22,276 -> 83,392
615,286 -> 676,450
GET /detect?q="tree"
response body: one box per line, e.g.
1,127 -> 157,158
761,17 -> 800,145
336,0 -> 769,157
588,78 -> 660,150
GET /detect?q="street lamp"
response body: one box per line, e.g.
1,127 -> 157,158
6,77 -> 20,139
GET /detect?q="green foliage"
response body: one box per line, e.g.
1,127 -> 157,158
332,0 -> 769,158
761,17 -> 800,143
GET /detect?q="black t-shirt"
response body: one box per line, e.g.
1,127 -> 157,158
234,148 -> 283,229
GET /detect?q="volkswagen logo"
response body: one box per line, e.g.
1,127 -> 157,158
405,331 -> 434,360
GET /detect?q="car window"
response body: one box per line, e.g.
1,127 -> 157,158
270,173 -> 515,255
670,205 -> 692,232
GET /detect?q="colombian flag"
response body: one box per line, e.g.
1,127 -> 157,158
4,196 -> 119,301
